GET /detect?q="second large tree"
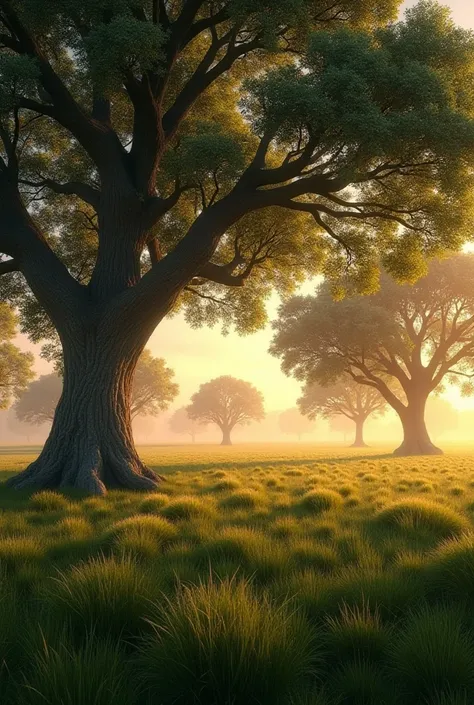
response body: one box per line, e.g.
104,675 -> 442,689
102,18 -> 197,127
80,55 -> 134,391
271,255 -> 474,456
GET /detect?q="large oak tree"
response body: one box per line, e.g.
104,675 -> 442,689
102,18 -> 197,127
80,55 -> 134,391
1,1 -> 474,491
271,255 -> 474,456
299,379 -> 386,447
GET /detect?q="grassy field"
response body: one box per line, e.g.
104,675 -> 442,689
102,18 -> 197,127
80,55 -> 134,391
2,444 -> 474,703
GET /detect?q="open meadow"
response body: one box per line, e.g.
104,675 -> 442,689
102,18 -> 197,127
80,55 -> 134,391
1,444 -> 474,703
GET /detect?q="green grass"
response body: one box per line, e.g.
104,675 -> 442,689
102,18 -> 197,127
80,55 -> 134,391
2,443 -> 474,703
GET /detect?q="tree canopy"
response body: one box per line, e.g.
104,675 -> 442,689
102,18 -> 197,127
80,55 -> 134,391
300,379 -> 386,422
278,407 -> 316,440
0,302 -> 34,409
187,375 -> 264,445
2,1 -> 474,340
168,405 -> 208,442
2,0 -> 474,491
271,254 -> 474,455
130,349 -> 178,419
299,378 -> 386,446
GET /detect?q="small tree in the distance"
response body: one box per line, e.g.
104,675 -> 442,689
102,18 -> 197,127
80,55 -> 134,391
299,381 -> 386,447
278,408 -> 316,442
0,303 -> 34,409
187,376 -> 264,446
14,374 -> 62,425
130,350 -> 178,420
329,415 -> 355,443
169,407 -> 208,444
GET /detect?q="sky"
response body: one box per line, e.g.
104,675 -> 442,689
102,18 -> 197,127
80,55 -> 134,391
12,0 -> 474,418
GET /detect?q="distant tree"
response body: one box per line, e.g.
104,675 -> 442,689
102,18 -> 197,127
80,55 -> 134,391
6,408 -> 36,444
278,408 -> 316,441
169,407 -> 208,444
299,380 -> 386,447
14,352 -> 177,429
271,255 -> 474,457
329,415 -> 355,443
130,350 -> 179,420
0,303 -> 34,410
187,376 -> 264,446
14,374 -> 62,425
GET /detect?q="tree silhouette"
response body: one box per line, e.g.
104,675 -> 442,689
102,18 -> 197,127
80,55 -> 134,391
271,255 -> 474,456
187,376 -> 264,445
329,415 -> 355,443
278,408 -> 316,441
299,380 -> 386,447
14,373 -> 62,425
168,406 -> 208,444
1,2 -> 474,491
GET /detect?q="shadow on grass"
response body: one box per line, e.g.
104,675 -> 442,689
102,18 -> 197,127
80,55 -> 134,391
146,453 -> 396,475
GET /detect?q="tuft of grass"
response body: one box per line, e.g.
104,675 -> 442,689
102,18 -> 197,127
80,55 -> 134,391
138,577 -> 318,705
219,489 -> 262,510
30,490 -> 70,512
18,636 -> 136,705
44,554 -> 158,642
210,478 -> 242,492
161,496 -> 211,521
106,514 -> 177,557
52,516 -> 93,539
290,538 -> 339,574
330,658 -> 396,705
298,489 -> 342,515
325,601 -> 390,664
194,527 -> 288,584
428,534 -> 474,603
391,605 -> 474,700
375,500 -> 468,539
138,493 -> 169,514
0,536 -> 44,570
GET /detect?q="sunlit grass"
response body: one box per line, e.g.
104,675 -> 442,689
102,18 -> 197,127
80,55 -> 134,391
1,444 -> 474,702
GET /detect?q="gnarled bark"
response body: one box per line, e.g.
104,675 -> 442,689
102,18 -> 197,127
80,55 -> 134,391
393,396 -> 442,456
6,328 -> 160,495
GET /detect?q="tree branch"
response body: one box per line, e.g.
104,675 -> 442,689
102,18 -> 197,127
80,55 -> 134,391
19,178 -> 100,208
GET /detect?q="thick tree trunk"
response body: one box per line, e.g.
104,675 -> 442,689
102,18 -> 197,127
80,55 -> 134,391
6,331 -> 160,495
393,395 -> 442,456
221,427 -> 232,446
351,418 -> 368,448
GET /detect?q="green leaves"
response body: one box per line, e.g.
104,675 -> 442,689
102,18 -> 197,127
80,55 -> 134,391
0,55 -> 39,113
0,304 -> 35,409
84,17 -> 165,92
164,123 -> 245,184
